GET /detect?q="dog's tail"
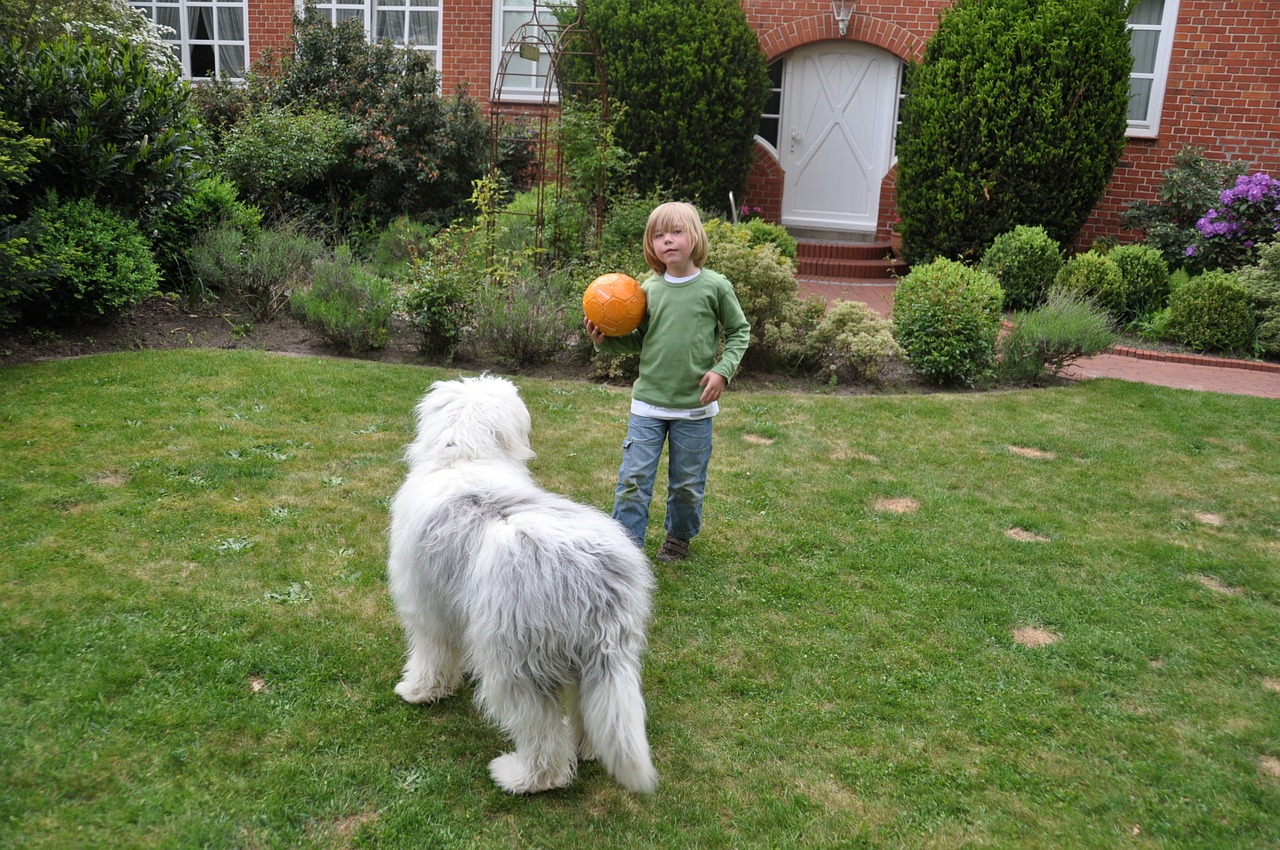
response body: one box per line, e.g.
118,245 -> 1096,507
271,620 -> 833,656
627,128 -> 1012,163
579,654 -> 658,793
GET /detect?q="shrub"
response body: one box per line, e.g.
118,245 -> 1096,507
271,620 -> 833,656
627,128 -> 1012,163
290,247 -> 394,353
1234,239 -> 1280,358
1107,242 -> 1169,320
150,175 -> 262,293
896,0 -> 1131,263
978,225 -> 1063,310
470,280 -> 573,367
26,193 -> 159,324
215,107 -> 359,227
1185,172 -> 1280,272
806,300 -> 904,384
1164,270 -> 1256,353
1120,146 -> 1247,273
396,228 -> 482,359
188,224 -> 325,320
0,117 -> 49,328
741,219 -> 798,262
0,33 -> 201,221
370,217 -> 439,277
1053,252 -> 1126,319
596,190 -> 667,273
998,289 -> 1116,384
563,0 -> 771,212
704,218 -> 803,369
891,258 -> 1004,386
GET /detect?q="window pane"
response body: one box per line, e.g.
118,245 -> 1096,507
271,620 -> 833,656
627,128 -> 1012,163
190,43 -> 215,77
1128,78 -> 1153,121
218,44 -> 245,77
376,10 -> 405,43
1128,0 -> 1164,27
217,6 -> 244,40
156,7 -> 180,34
758,117 -> 779,148
189,6 -> 213,39
1129,29 -> 1159,74
408,11 -> 437,46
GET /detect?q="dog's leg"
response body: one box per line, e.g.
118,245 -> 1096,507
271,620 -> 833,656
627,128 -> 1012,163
562,683 -> 599,762
394,617 -> 462,704
481,677 -> 577,794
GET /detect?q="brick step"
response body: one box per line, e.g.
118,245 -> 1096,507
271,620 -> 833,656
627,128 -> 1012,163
795,239 -> 906,280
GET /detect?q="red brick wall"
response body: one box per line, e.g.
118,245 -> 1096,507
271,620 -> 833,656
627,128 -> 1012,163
244,1 -> 1280,250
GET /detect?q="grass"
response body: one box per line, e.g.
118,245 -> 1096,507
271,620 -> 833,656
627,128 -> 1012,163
2,349 -> 1278,849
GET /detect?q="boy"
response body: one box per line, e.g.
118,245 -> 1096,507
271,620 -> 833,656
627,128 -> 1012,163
584,202 -> 750,562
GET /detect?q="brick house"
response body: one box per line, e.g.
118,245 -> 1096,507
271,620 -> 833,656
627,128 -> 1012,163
134,0 -> 1280,265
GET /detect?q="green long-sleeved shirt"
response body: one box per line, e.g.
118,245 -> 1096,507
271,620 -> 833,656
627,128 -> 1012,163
597,268 -> 751,410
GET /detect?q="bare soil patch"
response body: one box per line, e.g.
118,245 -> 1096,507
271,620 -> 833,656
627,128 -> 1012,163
874,497 -> 919,513
1196,574 -> 1243,596
1007,445 -> 1056,460
1012,626 -> 1060,648
1006,528 -> 1050,543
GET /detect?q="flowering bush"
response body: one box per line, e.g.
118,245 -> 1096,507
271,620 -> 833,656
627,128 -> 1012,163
1186,172 -> 1280,271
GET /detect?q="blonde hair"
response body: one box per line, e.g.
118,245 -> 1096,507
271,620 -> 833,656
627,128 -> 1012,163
642,202 -> 709,273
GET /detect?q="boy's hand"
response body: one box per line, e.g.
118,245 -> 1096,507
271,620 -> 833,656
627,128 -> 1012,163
583,318 -> 606,345
699,371 -> 727,405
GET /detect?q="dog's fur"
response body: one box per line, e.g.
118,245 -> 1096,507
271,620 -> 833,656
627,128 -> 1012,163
387,375 -> 658,794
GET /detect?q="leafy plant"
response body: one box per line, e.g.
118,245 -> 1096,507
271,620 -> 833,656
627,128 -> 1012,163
0,116 -> 49,327
978,224 -> 1064,310
290,247 -> 395,354
1235,238 -> 1280,358
891,257 -> 1004,386
561,0 -> 771,213
1164,269 -> 1256,353
998,288 -> 1116,383
188,223 -> 325,320
0,33 -> 201,221
896,0 -> 1132,263
395,228 -> 481,359
149,175 -> 263,293
23,192 -> 159,325
806,299 -> 904,383
741,219 -> 798,262
469,279 -> 572,367
1185,171 -> 1280,272
1052,252 -> 1126,320
1107,242 -> 1169,321
1120,146 -> 1247,273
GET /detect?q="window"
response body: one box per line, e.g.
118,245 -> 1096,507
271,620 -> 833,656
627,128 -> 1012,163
757,59 -> 784,154
492,0 -> 573,101
312,0 -> 442,68
1126,0 -> 1180,137
130,0 -> 247,79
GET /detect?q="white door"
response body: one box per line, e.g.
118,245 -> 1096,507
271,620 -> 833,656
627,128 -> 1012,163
781,42 -> 902,233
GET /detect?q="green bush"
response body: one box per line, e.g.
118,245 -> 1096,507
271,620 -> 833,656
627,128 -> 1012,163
1053,252 -> 1126,319
0,116 -> 49,328
978,225 -> 1063,310
216,107 -> 358,226
704,218 -> 802,369
370,216 -> 439,277
806,300 -> 904,384
741,219 -> 798,262
891,258 -> 1004,386
469,280 -> 573,367
150,175 -> 262,293
1232,240 -> 1280,358
1107,242 -> 1170,320
563,0 -> 771,212
998,288 -> 1116,384
596,190 -> 667,274
395,227 -> 482,359
188,224 -> 325,320
1121,147 -> 1249,273
1165,270 -> 1256,353
290,247 -> 394,354
896,0 -> 1131,263
0,33 -> 201,221
26,193 -> 159,324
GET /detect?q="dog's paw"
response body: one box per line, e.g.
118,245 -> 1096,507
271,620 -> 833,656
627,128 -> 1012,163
488,753 -> 575,795
394,676 -> 458,704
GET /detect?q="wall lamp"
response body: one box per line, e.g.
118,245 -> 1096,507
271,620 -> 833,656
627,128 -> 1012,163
832,0 -> 855,37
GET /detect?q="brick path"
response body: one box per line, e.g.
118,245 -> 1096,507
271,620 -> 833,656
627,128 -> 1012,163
797,278 -> 1280,400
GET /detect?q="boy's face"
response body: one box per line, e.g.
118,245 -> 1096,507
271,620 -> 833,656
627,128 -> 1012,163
652,224 -> 696,276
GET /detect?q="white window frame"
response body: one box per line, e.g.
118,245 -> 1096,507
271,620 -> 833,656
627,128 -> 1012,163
307,1 -> 442,70
491,0 -> 574,102
1126,0 -> 1180,138
130,0 -> 249,81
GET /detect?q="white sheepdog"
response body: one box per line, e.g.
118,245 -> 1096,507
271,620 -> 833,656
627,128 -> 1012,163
387,375 -> 658,795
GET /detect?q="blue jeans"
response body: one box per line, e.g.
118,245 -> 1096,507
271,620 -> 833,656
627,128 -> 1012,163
613,414 -> 714,548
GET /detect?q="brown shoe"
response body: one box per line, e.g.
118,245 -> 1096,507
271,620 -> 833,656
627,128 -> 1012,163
656,535 -> 690,563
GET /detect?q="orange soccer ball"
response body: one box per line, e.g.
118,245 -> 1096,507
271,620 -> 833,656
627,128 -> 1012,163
583,273 -> 646,336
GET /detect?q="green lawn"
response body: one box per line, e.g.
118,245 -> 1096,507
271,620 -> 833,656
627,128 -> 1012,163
1,349 -> 1277,849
